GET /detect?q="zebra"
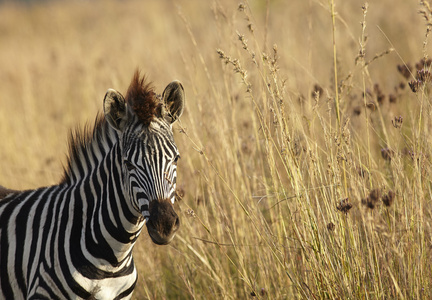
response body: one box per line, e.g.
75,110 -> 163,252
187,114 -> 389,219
0,70 -> 185,299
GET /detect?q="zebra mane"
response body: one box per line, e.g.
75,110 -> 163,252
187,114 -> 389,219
60,114 -> 114,184
126,71 -> 162,127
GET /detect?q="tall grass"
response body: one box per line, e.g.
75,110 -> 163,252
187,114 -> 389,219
0,0 -> 431,299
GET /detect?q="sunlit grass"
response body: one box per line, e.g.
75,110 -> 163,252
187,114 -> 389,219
0,0 -> 431,299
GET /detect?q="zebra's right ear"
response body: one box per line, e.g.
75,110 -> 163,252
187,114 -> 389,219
103,89 -> 128,131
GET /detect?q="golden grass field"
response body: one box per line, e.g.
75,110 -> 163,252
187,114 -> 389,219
1,0 -> 432,298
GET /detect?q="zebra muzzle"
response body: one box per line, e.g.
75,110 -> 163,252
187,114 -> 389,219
146,198 -> 180,245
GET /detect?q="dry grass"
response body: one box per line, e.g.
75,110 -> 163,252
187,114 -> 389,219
1,0 -> 431,299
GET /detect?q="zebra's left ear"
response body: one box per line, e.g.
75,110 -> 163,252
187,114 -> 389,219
104,89 -> 128,131
162,81 -> 185,124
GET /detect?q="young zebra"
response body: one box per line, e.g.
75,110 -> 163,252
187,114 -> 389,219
0,71 -> 185,299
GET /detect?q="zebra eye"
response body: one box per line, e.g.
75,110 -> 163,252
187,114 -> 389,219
173,155 -> 180,165
124,160 -> 136,171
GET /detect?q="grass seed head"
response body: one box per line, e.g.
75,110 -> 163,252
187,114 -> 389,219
381,148 -> 395,161
415,58 -> 432,70
408,80 -> 422,93
369,189 -> 381,201
362,197 -> 376,209
336,198 -> 353,214
312,84 -> 324,99
360,189 -> 382,209
327,222 -> 336,232
374,83 -> 385,104
397,64 -> 412,79
382,190 -> 396,206
417,69 -> 432,83
392,115 -> 403,128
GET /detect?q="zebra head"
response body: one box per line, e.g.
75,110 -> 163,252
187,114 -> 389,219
103,72 -> 184,245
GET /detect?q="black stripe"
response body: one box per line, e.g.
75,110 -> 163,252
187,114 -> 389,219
64,186 -> 92,299
140,204 -> 149,212
0,194 -> 23,297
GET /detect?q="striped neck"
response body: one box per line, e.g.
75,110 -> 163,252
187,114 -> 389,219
85,143 -> 144,264
62,116 -> 145,267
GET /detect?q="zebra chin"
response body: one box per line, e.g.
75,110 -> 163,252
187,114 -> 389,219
145,198 -> 180,245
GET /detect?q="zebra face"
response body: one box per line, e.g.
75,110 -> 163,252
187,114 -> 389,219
123,128 -> 181,245
124,151 -> 180,245
104,72 -> 184,245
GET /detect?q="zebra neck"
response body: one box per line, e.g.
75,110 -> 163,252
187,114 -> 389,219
66,124 -> 144,266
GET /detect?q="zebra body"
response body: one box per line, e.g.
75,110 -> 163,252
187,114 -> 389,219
0,71 -> 185,299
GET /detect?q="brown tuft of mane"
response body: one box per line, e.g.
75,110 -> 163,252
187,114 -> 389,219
126,71 -> 159,127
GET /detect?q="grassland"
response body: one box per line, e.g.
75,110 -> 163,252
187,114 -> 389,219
0,0 -> 431,299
